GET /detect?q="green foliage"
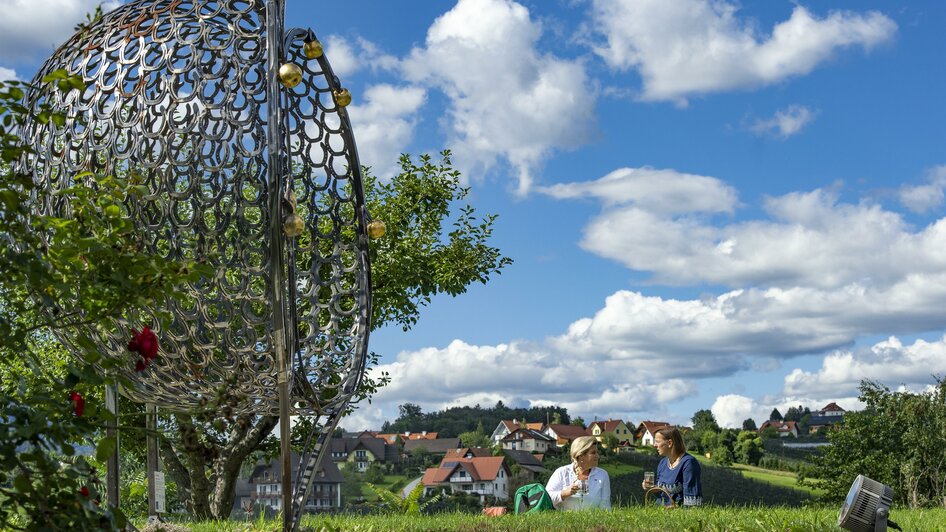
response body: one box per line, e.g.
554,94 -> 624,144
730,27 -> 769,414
365,152 -> 512,332
807,379 -> 946,508
769,408 -> 783,421
458,420 -> 492,448
741,418 -> 758,431
734,431 -> 764,466
366,481 -> 443,515
0,72 -> 198,530
385,401 -> 569,438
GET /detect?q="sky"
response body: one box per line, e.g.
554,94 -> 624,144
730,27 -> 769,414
3,0 -> 946,431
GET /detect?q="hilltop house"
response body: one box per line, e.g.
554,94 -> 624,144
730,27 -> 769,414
807,402 -> 847,433
421,452 -> 511,502
500,428 -> 555,453
636,421 -> 671,447
242,453 -> 343,513
587,419 -> 634,448
542,423 -> 589,447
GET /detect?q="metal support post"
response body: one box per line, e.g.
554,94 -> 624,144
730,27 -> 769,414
105,384 -> 120,508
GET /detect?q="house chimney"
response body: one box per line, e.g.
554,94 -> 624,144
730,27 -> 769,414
422,431 -> 427,436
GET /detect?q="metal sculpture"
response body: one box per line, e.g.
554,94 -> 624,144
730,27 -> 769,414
17,0 -> 372,528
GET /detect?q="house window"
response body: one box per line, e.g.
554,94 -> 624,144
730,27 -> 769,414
355,450 -> 367,459
463,484 -> 472,491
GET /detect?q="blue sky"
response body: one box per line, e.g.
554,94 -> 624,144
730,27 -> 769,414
3,0 -> 946,431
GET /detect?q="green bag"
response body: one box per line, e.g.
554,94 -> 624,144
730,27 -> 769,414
514,483 -> 555,514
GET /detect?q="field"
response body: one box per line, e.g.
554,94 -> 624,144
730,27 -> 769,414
161,507 -> 946,531
730,463 -> 824,496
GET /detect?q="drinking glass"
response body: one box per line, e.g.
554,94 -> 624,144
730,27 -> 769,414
644,472 -> 655,486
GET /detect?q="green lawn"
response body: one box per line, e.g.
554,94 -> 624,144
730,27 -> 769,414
170,507 -> 946,531
599,461 -> 643,476
730,463 -> 825,496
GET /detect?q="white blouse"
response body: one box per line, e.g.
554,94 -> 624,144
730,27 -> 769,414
545,464 -> 611,511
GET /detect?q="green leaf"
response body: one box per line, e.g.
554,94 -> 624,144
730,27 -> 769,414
95,436 -> 117,462
13,474 -> 30,493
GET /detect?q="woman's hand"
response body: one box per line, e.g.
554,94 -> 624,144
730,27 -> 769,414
642,478 -> 655,489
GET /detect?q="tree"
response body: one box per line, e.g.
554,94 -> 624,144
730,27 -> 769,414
571,417 -> 586,427
600,433 -> 620,454
691,409 -> 720,433
458,421 -> 491,448
742,418 -> 758,431
769,408 -> 783,421
734,431 -> 764,465
806,379 -> 946,507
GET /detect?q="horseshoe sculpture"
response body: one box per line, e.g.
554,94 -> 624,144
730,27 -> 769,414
18,0 -> 372,528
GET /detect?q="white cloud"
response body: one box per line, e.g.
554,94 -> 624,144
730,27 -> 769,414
539,166 -> 738,215
0,0 -> 122,65
348,84 -> 427,178
325,35 -> 400,79
899,165 -> 946,213
401,0 -> 596,195
783,336 -> 946,399
751,105 -> 817,138
710,394 -> 757,429
590,0 -> 896,103
566,170 -> 946,290
0,67 -> 16,81
360,338 -> 696,425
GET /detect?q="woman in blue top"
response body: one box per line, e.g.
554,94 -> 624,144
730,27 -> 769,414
641,426 -> 702,507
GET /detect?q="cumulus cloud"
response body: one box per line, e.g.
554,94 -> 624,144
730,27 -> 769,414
401,0 -> 596,195
565,168 -> 946,290
0,67 -> 16,81
324,35 -> 400,79
357,339 -> 697,424
589,0 -> 896,103
784,336 -> 946,399
539,166 -> 738,215
750,105 -> 817,138
0,0 -> 122,64
347,83 -> 427,178
899,165 -> 946,213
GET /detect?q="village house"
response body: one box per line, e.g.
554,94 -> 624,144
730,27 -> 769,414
421,451 -> 511,503
241,453 -> 343,513
503,449 -> 548,481
759,419 -> 800,438
636,421 -> 671,446
329,432 -> 399,471
587,419 -> 634,448
500,427 -> 556,453
542,423 -> 589,447
490,419 -> 545,443
402,437 -> 462,459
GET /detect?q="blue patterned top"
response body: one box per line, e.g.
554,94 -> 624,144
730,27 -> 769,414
654,453 -> 702,506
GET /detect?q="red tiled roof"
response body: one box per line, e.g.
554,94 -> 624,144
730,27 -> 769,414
424,456 -> 508,485
443,447 -> 492,460
636,421 -> 670,437
821,402 -> 845,412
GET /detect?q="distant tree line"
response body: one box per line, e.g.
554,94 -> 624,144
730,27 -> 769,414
381,401 -> 570,438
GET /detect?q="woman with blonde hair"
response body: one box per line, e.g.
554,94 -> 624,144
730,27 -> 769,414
642,426 -> 702,506
545,435 -> 611,510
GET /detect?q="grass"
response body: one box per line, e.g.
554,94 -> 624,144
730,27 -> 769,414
730,464 -> 825,496
159,507 -> 946,531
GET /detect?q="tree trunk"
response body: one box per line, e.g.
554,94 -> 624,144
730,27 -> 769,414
208,414 -> 278,519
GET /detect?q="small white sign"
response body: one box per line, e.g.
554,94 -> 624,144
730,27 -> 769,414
153,472 -> 166,514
